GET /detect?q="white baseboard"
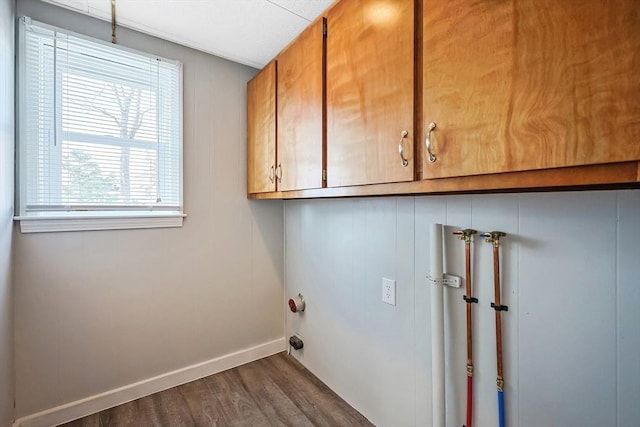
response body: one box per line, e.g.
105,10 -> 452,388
14,337 -> 287,427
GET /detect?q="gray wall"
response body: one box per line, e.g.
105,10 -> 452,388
14,0 -> 284,418
286,191 -> 640,427
0,0 -> 15,425
0,0 -> 15,426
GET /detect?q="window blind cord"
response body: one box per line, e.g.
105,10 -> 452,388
111,0 -> 116,44
156,58 -> 161,203
53,37 -> 57,147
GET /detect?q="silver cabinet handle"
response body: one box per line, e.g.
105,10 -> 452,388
426,122 -> 437,163
269,165 -> 275,183
398,130 -> 409,167
275,163 -> 282,182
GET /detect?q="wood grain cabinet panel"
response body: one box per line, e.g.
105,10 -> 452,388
422,0 -> 640,179
326,0 -> 415,187
247,61 -> 276,194
277,19 -> 325,192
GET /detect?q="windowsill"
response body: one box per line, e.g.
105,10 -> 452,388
14,211 -> 186,233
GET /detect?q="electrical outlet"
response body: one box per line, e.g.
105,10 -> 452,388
382,278 -> 396,306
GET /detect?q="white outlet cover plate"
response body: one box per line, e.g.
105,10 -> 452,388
382,278 -> 396,306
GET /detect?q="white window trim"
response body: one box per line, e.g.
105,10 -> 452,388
15,211 -> 187,233
15,17 -> 185,233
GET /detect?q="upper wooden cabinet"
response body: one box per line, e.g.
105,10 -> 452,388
277,18 -> 325,192
422,0 -> 640,179
247,61 -> 276,194
247,0 -> 640,199
326,0 -> 415,187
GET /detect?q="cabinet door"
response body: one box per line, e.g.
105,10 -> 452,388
422,0 -> 640,179
247,61 -> 276,194
327,0 -> 414,187
277,19 -> 325,191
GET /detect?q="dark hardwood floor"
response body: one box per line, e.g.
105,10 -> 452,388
60,352 -> 373,426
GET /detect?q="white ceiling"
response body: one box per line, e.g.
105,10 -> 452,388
40,0 -> 334,69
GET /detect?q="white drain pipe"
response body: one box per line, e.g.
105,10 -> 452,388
430,223 -> 445,427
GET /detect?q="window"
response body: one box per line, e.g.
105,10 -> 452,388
16,17 -> 183,233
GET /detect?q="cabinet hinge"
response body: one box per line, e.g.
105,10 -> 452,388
323,20 -> 327,37
322,169 -> 327,181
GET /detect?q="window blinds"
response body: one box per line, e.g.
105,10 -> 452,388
18,18 -> 182,215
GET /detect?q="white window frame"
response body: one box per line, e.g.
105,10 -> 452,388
15,17 -> 185,233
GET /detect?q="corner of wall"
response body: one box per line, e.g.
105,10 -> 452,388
1,0 -> 16,424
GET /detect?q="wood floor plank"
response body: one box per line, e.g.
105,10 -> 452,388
234,356 -> 314,426
259,354 -> 371,427
209,369 -> 273,426
58,353 -> 371,427
152,386 -> 197,425
174,376 -> 224,425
